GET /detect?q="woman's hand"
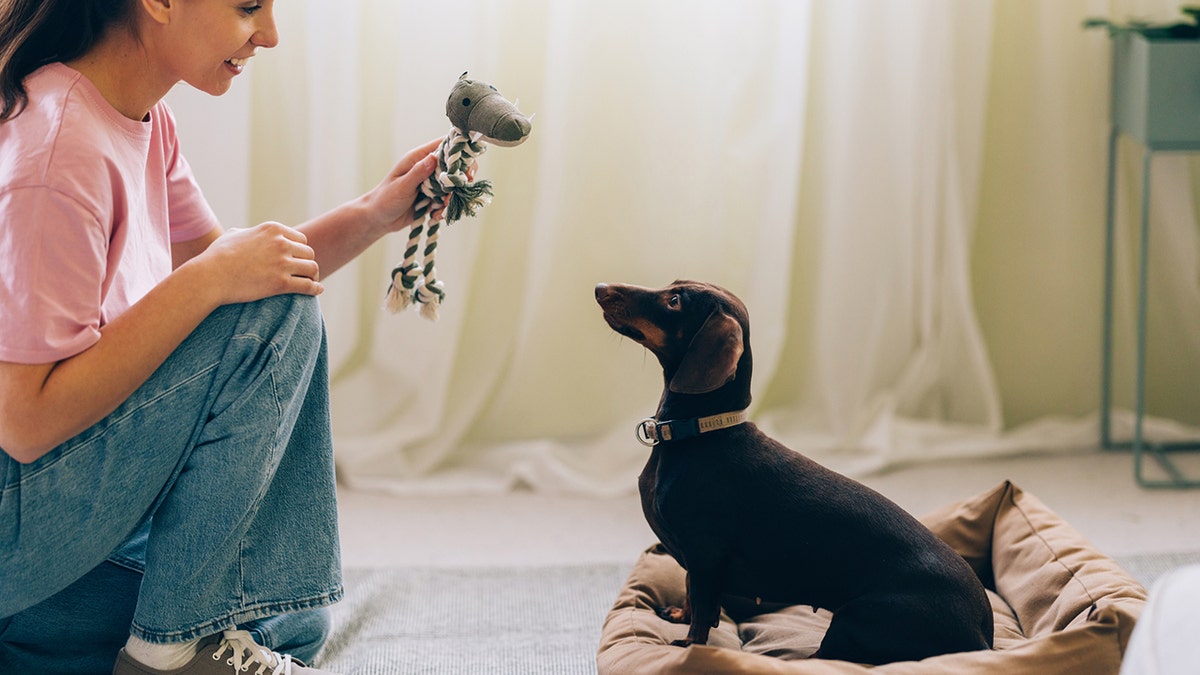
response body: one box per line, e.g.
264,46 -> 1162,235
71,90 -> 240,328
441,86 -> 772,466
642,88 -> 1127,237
186,222 -> 323,307
362,136 -> 443,235
292,136 -> 479,278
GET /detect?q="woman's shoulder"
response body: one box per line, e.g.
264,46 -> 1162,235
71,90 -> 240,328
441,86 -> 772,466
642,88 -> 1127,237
0,64 -> 140,204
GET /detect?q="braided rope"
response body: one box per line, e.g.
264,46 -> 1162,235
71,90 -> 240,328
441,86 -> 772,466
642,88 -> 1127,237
386,128 -> 493,319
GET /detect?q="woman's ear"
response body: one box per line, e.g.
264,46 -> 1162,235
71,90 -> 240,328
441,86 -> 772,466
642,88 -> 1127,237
139,0 -> 174,25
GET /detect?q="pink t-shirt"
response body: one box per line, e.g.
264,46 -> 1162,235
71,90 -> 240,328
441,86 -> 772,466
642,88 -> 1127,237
0,63 -> 219,364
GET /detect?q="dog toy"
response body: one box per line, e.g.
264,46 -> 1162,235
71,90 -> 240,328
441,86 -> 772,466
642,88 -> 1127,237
385,72 -> 533,319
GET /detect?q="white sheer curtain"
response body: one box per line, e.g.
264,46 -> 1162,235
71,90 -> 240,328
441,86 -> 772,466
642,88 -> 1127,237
169,0 -> 1200,495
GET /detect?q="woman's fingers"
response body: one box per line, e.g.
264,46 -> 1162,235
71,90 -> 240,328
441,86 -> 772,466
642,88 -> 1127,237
199,222 -> 327,301
390,136 -> 443,178
289,255 -> 321,283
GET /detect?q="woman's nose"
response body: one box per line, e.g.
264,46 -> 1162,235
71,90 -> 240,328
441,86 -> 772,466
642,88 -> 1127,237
253,11 -> 280,49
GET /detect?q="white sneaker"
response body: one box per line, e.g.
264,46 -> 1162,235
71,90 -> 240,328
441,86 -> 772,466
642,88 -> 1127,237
112,630 -> 341,675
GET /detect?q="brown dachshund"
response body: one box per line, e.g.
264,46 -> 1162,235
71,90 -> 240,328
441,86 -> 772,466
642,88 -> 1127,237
595,280 -> 993,665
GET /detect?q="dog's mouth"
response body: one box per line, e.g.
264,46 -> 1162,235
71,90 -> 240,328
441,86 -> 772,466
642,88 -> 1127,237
603,313 -> 646,342
614,324 -> 646,342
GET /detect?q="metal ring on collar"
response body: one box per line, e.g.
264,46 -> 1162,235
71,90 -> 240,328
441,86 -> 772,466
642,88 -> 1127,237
636,418 -> 659,447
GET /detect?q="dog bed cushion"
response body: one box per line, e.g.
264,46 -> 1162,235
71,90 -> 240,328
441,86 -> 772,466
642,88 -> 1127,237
596,480 -> 1147,674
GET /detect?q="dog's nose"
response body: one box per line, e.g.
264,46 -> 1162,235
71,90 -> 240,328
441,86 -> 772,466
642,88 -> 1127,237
595,283 -> 611,302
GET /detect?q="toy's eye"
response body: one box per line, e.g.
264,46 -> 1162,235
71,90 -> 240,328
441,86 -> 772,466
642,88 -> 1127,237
462,97 -> 471,106
489,85 -> 497,91
668,295 -> 680,309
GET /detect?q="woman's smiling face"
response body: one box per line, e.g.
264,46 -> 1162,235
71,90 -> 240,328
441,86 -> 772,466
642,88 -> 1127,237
157,0 -> 279,96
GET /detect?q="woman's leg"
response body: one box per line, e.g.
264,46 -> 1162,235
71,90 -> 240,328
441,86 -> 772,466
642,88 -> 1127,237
0,294 -> 341,644
244,608 -> 331,665
0,559 -> 139,675
0,522 -> 331,674
133,293 -> 342,641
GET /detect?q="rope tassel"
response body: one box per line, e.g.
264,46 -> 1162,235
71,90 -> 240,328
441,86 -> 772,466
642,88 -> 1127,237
384,73 -> 532,320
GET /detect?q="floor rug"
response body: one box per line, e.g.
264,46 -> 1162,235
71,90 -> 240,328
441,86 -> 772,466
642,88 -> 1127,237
317,564 -> 630,674
316,551 -> 1200,673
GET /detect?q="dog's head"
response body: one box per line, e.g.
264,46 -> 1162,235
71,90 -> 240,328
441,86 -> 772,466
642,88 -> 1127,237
595,280 -> 750,397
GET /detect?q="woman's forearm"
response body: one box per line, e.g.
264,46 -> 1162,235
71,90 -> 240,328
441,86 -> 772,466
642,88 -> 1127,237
296,196 -> 391,278
0,263 -> 221,463
297,141 -> 441,277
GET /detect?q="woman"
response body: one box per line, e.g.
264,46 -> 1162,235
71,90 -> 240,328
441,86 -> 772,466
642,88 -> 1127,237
0,1 -> 443,673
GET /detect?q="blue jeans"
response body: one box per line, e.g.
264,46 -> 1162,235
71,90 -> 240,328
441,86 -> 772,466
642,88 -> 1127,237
0,524 -> 331,674
0,295 -> 342,671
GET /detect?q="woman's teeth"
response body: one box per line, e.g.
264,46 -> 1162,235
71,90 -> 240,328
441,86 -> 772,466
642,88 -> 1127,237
227,57 -> 249,68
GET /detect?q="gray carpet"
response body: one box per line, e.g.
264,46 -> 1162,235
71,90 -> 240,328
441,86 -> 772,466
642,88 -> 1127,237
315,551 -> 1200,674
1113,550 -> 1200,588
316,564 -> 631,674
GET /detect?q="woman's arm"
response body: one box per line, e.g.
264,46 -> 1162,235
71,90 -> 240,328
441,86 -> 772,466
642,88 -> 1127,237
169,139 -> 441,278
297,138 -> 440,277
0,139 -> 441,463
0,223 -> 321,463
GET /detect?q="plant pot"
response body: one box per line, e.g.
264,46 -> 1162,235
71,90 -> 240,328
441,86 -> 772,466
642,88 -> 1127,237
1111,31 -> 1200,149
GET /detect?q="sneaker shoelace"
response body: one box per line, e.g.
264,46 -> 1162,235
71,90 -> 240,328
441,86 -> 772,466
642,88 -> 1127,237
211,630 -> 298,675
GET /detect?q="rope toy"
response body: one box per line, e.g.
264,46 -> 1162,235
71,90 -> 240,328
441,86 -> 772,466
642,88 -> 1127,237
385,72 -> 533,319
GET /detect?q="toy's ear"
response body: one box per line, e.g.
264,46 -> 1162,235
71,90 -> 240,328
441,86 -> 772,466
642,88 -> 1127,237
669,311 -> 743,394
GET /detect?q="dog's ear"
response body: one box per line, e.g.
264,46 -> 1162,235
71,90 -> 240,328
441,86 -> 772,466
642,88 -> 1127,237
669,310 -> 744,394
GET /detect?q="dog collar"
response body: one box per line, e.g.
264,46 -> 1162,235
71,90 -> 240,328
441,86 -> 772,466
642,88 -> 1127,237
636,409 -> 748,447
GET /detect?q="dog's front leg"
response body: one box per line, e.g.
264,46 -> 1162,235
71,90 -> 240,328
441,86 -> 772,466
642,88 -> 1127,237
656,569 -> 691,627
671,567 -> 722,647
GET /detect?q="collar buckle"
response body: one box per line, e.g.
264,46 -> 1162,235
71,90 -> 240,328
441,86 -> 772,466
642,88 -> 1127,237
636,418 -> 661,447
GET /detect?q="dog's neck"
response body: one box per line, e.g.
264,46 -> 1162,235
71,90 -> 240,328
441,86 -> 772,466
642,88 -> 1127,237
657,386 -> 751,422
657,358 -> 752,422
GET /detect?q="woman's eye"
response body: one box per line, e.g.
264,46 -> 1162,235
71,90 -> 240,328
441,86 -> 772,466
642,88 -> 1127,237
241,4 -> 262,15
668,295 -> 680,309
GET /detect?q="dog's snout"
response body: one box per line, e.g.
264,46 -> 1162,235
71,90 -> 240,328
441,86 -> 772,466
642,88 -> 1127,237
596,283 -> 625,307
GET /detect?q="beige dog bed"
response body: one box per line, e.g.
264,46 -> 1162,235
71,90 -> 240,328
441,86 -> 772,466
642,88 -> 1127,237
597,481 -> 1147,674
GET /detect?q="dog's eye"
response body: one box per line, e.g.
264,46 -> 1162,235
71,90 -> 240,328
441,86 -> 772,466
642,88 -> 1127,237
668,295 -> 681,309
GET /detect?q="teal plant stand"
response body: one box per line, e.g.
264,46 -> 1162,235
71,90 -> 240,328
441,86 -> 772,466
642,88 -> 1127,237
1100,29 -> 1200,488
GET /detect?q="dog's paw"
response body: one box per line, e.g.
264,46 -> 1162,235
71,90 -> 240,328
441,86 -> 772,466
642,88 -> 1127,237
669,638 -> 695,648
656,605 -> 689,624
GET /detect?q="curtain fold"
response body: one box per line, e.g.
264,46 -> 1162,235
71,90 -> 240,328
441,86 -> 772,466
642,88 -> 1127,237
752,1 -> 1006,476
169,0 -> 1200,495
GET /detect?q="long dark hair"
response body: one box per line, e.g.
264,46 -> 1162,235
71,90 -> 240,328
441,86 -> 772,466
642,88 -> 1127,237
0,0 -> 133,121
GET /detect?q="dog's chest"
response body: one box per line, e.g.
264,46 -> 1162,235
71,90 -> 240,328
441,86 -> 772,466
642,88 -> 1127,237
637,450 -> 668,535
635,431 -> 832,580
637,444 -> 729,550
637,449 -> 691,548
